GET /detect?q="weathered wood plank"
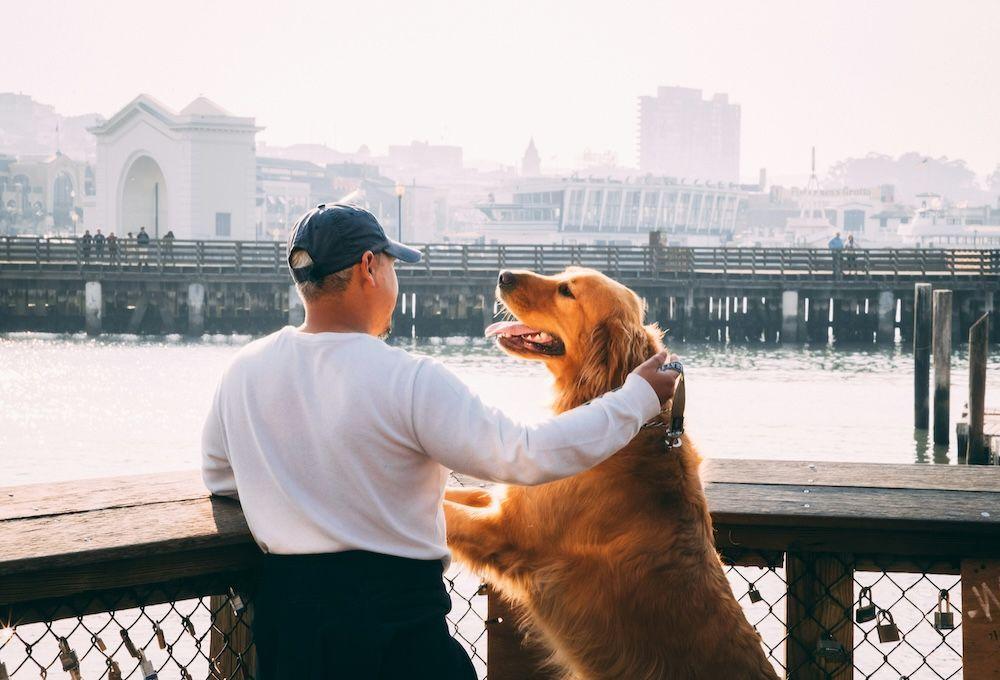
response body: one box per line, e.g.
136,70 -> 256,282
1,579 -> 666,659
0,497 -> 251,576
0,470 -> 205,521
708,483 -> 1000,532
702,458 -> 1000,493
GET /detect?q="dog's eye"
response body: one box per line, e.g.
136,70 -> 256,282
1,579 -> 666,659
558,283 -> 575,299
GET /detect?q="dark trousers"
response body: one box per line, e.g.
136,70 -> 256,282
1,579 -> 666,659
254,551 -> 478,680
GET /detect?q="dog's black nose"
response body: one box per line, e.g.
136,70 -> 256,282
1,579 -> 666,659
498,271 -> 516,288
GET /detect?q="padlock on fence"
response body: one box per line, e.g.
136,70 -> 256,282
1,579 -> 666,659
855,586 -> 876,623
139,650 -> 159,680
120,628 -> 140,658
58,637 -> 82,680
153,622 -> 167,649
0,660 -> 8,680
933,589 -> 955,630
876,609 -> 900,643
814,632 -> 848,663
229,585 -> 246,616
748,585 -> 763,603
108,660 -> 123,680
182,616 -> 196,637
95,635 -> 107,652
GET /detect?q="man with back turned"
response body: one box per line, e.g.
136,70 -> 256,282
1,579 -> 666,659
201,203 -> 682,679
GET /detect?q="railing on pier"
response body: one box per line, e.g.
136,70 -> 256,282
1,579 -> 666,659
2,236 -> 999,282
2,461 -> 998,679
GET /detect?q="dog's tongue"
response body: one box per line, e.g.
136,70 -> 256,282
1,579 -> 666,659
484,321 -> 541,338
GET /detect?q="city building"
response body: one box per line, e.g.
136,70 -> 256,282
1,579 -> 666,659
385,140 -> 463,179
472,176 -> 746,245
521,138 -> 541,176
0,93 -> 100,162
638,86 -> 740,183
0,152 -> 95,235
89,94 -> 261,240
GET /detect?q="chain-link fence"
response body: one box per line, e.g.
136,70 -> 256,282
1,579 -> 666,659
0,556 -> 965,679
721,552 -> 962,680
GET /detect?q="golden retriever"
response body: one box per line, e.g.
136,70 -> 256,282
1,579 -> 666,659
444,267 -> 778,680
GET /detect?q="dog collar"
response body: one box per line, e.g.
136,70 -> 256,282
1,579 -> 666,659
641,373 -> 685,452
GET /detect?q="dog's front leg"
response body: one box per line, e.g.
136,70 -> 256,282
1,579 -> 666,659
444,501 -> 533,581
444,486 -> 494,507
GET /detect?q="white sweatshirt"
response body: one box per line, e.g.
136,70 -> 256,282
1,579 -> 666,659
202,326 -> 660,560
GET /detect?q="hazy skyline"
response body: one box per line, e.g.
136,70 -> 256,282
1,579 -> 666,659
7,0 -> 1000,181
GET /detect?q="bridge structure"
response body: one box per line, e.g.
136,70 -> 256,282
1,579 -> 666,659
0,236 -> 997,343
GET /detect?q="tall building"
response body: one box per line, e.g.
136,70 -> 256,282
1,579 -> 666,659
521,138 -> 541,176
638,86 -> 740,183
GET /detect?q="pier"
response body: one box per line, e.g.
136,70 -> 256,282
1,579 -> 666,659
0,236 -> 998,342
2,461 -> 999,678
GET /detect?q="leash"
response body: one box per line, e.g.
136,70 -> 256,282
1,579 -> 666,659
640,360 -> 685,452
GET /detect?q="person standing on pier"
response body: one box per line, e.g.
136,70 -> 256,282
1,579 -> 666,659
828,231 -> 844,278
106,232 -> 118,265
80,229 -> 92,262
94,229 -> 105,259
136,226 -> 150,267
201,203 -> 682,680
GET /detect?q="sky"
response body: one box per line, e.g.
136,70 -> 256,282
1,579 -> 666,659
6,0 -> 1000,182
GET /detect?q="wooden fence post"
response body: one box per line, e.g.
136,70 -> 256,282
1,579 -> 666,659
961,559 -> 1000,679
933,290 -> 953,445
785,552 -> 854,680
209,594 -> 256,680
914,283 -> 932,429
967,313 -> 990,464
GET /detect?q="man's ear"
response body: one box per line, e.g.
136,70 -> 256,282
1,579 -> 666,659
358,251 -> 377,285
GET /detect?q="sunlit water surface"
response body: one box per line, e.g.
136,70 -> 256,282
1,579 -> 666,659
3,331 -> 997,486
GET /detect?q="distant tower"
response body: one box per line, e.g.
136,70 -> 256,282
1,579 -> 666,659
521,138 -> 541,176
799,147 -> 824,221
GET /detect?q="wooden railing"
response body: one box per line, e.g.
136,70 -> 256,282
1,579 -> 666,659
1,236 -> 998,281
2,461 -> 998,678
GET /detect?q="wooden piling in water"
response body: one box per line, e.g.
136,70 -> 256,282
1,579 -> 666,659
932,289 -> 953,445
914,284 -> 932,429
967,313 -> 990,464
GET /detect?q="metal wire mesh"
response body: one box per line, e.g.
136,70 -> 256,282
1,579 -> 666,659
0,577 -> 255,679
0,550 -> 964,679
722,553 -> 963,680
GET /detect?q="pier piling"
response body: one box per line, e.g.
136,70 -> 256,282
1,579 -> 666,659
876,290 -> 895,343
932,289 -> 953,445
84,281 -> 102,336
187,283 -> 205,337
914,284 -> 932,429
967,313 -> 990,464
781,290 -> 799,342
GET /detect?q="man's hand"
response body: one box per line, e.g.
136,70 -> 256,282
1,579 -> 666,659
633,350 -> 682,407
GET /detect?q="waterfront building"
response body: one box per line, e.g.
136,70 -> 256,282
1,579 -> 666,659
89,95 -> 261,240
0,152 -> 95,235
473,176 -> 746,246
638,87 -> 740,183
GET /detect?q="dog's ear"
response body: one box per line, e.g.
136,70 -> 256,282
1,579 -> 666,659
574,318 -> 660,402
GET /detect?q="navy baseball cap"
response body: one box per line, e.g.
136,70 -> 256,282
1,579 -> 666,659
287,203 -> 421,283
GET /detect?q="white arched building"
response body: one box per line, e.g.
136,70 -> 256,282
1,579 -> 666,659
89,94 -> 261,240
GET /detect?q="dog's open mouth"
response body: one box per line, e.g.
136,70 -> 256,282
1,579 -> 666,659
485,321 -> 566,356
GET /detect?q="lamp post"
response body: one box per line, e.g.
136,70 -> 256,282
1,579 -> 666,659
395,183 -> 405,241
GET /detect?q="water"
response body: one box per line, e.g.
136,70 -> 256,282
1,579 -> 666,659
2,331 -> 998,486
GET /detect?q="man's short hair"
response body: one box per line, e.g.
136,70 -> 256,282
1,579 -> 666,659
290,250 -> 354,301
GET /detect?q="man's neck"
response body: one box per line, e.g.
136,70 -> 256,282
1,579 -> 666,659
299,304 -> 374,336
